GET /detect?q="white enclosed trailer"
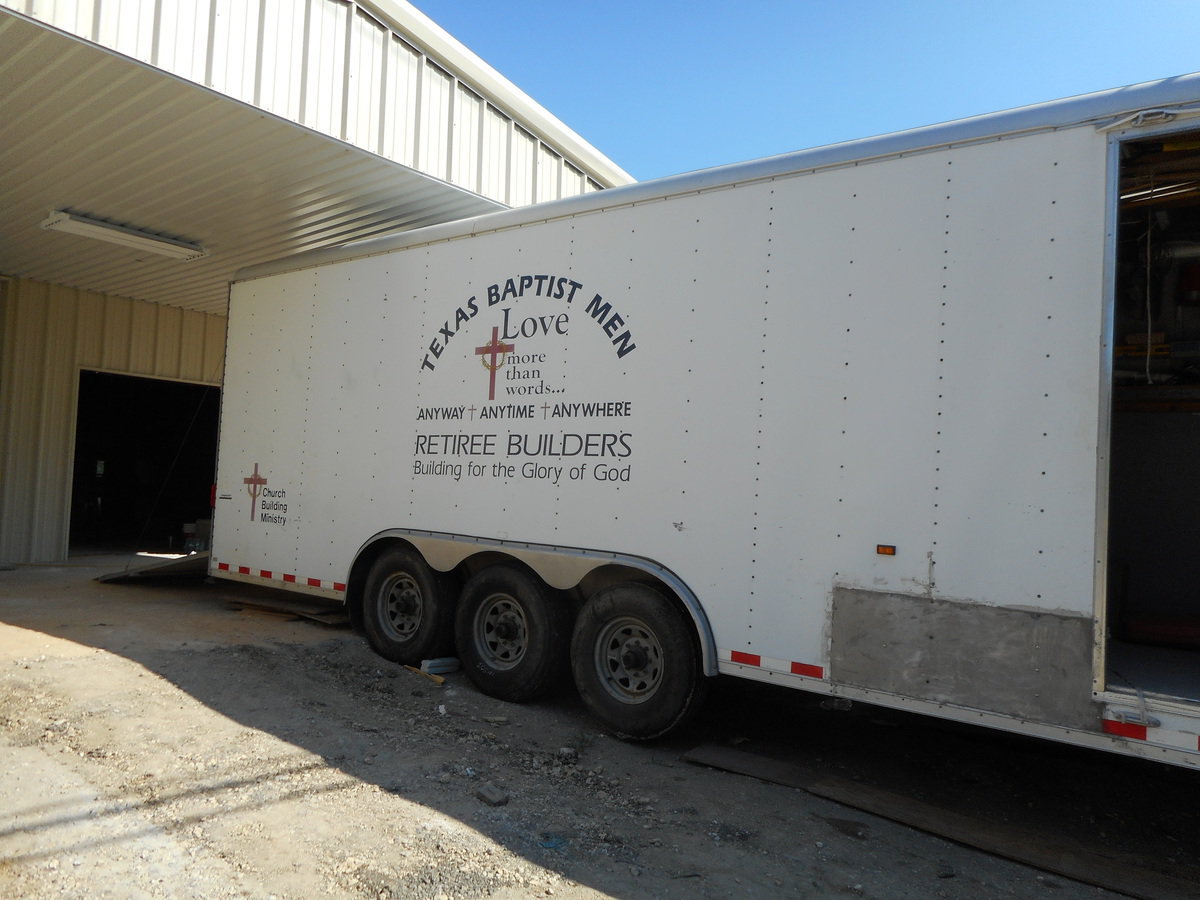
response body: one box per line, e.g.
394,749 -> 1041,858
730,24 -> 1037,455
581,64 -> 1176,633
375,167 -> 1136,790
214,73 -> 1200,768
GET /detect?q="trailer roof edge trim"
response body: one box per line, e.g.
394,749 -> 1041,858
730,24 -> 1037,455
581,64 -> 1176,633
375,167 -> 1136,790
235,70 -> 1200,283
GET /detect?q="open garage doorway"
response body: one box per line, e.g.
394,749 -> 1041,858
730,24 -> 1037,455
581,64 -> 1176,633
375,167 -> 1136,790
70,371 -> 220,555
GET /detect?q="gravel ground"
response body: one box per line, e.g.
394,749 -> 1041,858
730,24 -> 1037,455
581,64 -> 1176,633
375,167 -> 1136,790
0,556 -> 1179,898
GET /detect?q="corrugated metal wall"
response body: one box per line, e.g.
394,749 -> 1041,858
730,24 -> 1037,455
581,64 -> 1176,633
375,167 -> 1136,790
0,0 -> 630,563
0,277 -> 225,563
9,0 -> 607,205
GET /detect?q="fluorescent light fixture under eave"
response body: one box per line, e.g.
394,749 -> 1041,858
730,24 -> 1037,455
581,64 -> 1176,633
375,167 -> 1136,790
41,210 -> 207,261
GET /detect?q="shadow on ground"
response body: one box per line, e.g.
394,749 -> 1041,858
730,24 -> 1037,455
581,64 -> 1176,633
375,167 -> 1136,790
2,555 -> 1198,898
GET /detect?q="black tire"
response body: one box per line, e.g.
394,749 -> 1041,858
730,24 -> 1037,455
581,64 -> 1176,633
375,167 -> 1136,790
360,546 -> 454,665
454,565 -> 570,703
571,583 -> 708,740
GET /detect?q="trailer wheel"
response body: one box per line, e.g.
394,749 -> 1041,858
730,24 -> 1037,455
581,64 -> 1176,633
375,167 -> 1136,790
455,565 -> 569,702
571,583 -> 707,740
361,546 -> 453,665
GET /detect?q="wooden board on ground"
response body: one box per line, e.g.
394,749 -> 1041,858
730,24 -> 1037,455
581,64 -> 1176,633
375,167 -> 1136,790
683,743 -> 1200,900
222,597 -> 349,626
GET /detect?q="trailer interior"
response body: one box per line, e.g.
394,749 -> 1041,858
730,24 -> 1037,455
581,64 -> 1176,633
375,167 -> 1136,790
1107,126 -> 1200,704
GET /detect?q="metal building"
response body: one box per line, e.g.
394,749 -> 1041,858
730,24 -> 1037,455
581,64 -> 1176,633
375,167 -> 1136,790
0,0 -> 634,564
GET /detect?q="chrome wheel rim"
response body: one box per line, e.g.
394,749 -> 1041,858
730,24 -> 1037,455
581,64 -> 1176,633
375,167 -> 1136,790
474,593 -> 527,670
594,615 -> 663,704
380,572 -> 422,641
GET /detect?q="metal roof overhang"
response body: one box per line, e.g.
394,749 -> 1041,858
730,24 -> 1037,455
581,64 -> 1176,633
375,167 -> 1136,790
0,9 -> 505,317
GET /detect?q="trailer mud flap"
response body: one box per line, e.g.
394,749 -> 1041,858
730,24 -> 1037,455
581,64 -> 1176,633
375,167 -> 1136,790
829,588 -> 1098,730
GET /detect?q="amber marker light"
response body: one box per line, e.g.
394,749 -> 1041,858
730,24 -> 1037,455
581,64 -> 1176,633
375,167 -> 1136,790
876,544 -> 897,556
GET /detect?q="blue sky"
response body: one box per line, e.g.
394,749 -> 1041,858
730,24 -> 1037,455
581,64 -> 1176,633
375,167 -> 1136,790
411,1 -> 1200,182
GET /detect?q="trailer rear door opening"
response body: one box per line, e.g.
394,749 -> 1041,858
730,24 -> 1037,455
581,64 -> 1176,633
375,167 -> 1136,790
1107,127 -> 1200,706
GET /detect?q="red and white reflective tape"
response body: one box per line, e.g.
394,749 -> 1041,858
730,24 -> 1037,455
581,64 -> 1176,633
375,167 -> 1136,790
1102,717 -> 1200,752
1102,718 -> 1148,741
723,648 -> 825,680
216,561 -> 346,594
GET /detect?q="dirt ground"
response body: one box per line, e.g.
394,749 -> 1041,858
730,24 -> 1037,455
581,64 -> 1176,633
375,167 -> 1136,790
0,556 -> 1195,899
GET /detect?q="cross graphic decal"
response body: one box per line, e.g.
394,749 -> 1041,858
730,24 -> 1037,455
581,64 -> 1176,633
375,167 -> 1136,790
475,326 -> 515,401
243,462 -> 267,521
